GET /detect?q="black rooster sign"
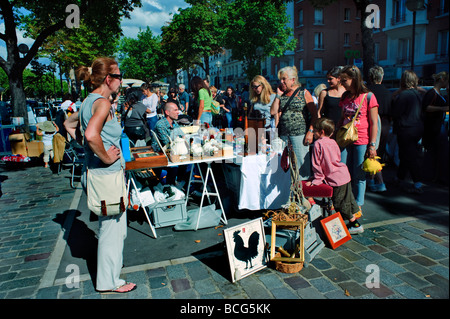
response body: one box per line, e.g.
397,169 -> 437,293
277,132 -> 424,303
233,230 -> 260,269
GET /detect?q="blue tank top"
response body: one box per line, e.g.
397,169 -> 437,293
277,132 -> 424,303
79,93 -> 124,173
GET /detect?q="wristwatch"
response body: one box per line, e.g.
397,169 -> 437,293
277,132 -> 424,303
369,142 -> 376,147
308,129 -> 314,133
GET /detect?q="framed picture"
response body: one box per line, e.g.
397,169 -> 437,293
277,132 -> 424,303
320,212 -> 352,249
224,218 -> 268,283
269,220 -> 305,263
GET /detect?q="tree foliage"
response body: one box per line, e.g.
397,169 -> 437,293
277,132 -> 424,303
118,27 -> 168,82
0,0 -> 141,123
222,0 -> 296,80
160,0 -> 225,77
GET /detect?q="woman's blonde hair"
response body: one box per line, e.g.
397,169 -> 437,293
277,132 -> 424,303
249,75 -> 274,105
76,57 -> 118,90
278,66 -> 300,87
432,71 -> 448,84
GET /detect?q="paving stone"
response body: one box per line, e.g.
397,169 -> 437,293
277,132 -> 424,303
151,286 -> 172,299
402,262 -> 430,277
284,276 -> 311,290
421,233 -> 443,243
338,281 -> 371,297
397,272 -> 430,289
322,268 -> 350,283
425,228 -> 448,237
271,287 -> 298,299
377,259 -> 407,274
149,276 -> 168,289
309,277 -> 337,293
408,255 -> 437,267
338,249 -> 363,262
393,285 -> 427,299
296,286 -> 326,299
310,257 -> 332,270
325,256 -> 353,270
166,264 -> 186,280
424,274 -> 449,292
258,273 -> 284,290
239,276 -> 271,299
193,278 -> 217,295
146,267 -> 166,278
171,278 -> 190,293
381,251 -> 411,264
368,244 -> 388,254
429,265 -> 449,279
298,265 -> 322,279
367,283 -> 395,298
36,286 -> 59,299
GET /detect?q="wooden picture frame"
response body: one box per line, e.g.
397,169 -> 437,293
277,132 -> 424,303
270,220 -> 305,263
224,218 -> 268,283
320,212 -> 352,249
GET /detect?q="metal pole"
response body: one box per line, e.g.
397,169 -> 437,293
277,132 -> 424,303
411,10 -> 416,71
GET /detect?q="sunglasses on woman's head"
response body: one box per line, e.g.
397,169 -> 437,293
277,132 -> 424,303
251,85 -> 261,89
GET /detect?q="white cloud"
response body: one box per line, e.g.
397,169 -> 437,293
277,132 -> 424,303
121,0 -> 188,37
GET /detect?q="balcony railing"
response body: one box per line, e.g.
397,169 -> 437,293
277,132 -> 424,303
391,14 -> 406,26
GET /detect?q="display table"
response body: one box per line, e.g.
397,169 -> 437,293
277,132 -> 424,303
125,149 -> 235,238
224,153 -> 291,211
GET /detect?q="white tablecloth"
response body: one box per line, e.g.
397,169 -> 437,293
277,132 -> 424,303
238,154 -> 291,210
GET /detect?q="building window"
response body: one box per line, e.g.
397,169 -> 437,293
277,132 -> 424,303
298,34 -> 304,50
374,42 -> 380,63
314,8 -> 324,24
398,38 -> 410,63
314,58 -> 322,74
437,0 -> 449,16
298,9 -> 304,26
392,0 -> 406,25
344,8 -> 351,21
314,32 -> 324,49
437,30 -> 449,58
299,59 -> 303,72
344,33 -> 350,46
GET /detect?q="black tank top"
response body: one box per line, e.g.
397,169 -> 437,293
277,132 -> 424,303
322,90 -> 342,126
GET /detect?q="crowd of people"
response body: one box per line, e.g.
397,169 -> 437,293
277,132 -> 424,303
58,55 -> 448,295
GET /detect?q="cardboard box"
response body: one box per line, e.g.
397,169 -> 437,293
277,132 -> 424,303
27,141 -> 44,157
9,133 -> 30,156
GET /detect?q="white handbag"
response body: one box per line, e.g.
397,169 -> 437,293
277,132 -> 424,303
86,168 -> 128,216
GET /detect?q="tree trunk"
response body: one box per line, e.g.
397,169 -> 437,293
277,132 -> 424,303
357,0 -> 375,82
8,67 -> 28,125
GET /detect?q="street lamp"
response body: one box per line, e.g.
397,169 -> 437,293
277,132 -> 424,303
215,60 -> 222,89
406,0 -> 426,72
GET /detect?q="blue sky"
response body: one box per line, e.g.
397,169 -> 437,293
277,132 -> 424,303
0,0 -> 189,62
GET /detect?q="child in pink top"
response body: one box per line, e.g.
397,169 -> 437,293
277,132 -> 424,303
305,118 -> 364,234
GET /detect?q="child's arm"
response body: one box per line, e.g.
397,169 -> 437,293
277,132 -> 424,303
53,121 -> 59,132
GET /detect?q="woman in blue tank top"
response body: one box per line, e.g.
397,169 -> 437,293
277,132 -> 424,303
64,57 -> 136,294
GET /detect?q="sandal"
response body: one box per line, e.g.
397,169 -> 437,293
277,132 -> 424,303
98,282 -> 137,294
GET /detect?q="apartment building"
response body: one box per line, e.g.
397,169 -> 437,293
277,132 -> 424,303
374,0 -> 449,86
270,0 -> 364,90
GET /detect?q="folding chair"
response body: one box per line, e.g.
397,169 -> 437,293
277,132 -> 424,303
63,140 -> 85,188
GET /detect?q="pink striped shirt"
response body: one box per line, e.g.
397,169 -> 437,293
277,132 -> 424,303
310,136 -> 351,187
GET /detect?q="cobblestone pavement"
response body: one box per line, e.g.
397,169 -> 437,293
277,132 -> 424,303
0,164 -> 448,303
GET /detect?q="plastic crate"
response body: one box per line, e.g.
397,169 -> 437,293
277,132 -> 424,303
152,199 -> 187,228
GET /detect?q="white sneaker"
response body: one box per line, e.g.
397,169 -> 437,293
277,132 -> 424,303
348,224 -> 364,234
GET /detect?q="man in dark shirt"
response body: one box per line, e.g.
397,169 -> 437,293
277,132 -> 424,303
367,66 -> 392,193
368,66 -> 392,162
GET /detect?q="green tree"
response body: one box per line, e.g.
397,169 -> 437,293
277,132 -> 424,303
38,22 -> 120,96
118,27 -> 167,82
0,0 -> 141,126
222,0 -> 296,80
160,0 -> 226,81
